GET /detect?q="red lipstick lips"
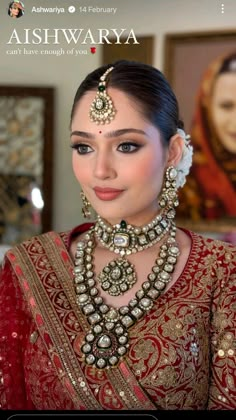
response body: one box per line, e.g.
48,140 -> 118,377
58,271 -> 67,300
94,187 -> 124,201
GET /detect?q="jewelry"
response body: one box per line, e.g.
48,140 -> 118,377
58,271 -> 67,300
73,222 -> 179,370
95,214 -> 172,296
98,258 -> 136,296
158,166 -> 179,217
95,215 -> 171,255
80,191 -> 91,219
89,67 -> 116,125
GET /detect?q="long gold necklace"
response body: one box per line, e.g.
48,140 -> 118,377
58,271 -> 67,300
73,221 -> 179,370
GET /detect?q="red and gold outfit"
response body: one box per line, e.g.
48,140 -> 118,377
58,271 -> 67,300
0,224 -> 236,410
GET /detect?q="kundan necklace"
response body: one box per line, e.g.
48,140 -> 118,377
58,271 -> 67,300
94,213 -> 172,296
73,217 -> 180,370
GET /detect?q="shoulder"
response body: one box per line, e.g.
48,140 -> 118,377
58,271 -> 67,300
4,230 -> 64,255
68,222 -> 94,244
3,223 -> 94,260
195,230 -> 235,252
183,227 -> 235,250
184,228 -> 236,271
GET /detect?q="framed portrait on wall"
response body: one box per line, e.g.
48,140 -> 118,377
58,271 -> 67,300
164,30 -> 236,238
0,86 -> 54,245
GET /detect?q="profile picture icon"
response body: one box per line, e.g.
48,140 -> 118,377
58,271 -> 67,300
8,1 -> 24,18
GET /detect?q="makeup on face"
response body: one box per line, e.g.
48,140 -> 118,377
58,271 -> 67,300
70,88 -> 167,226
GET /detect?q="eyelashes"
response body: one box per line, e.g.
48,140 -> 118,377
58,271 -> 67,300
117,142 -> 141,153
70,143 -> 92,154
71,142 -> 142,155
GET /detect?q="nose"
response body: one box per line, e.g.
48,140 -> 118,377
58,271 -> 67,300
93,150 -> 116,180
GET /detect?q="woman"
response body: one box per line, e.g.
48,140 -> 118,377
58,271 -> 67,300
8,1 -> 24,18
177,53 -> 236,221
0,61 -> 235,410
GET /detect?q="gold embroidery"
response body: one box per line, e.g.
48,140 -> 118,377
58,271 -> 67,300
7,230 -> 236,409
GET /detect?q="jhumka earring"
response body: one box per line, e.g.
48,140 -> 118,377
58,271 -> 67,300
89,66 -> 116,124
158,166 -> 179,216
80,191 -> 91,219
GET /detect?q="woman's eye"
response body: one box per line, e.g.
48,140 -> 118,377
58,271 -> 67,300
219,102 -> 234,110
71,144 -> 92,154
117,143 -> 140,153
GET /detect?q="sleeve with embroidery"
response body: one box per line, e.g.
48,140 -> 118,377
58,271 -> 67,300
207,245 -> 236,409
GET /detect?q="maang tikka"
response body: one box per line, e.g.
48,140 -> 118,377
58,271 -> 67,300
89,66 -> 116,124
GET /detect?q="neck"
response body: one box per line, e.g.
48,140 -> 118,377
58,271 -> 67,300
98,210 -> 162,228
95,209 -> 174,257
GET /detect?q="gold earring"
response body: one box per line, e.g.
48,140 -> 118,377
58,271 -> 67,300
158,166 -> 179,219
80,191 -> 91,219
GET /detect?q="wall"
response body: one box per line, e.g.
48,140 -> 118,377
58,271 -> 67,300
0,0 -> 235,232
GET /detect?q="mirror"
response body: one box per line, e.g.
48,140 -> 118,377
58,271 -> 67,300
0,86 -> 54,245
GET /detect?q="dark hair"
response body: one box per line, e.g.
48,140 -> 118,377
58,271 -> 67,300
70,60 -> 184,145
8,1 -> 24,18
218,53 -> 236,75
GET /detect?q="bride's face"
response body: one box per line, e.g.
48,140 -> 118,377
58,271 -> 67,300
70,88 -> 169,226
210,72 -> 236,154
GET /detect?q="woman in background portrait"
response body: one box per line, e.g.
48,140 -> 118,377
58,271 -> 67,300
8,1 -> 24,18
177,52 -> 236,221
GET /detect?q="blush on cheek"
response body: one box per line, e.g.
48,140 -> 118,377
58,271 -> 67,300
137,152 -> 164,179
72,155 -> 90,186
72,155 -> 81,180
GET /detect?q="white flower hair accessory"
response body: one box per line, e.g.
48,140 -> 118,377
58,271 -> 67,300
175,128 -> 193,188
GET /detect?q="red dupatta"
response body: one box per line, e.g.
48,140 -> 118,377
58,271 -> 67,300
7,229 -> 156,410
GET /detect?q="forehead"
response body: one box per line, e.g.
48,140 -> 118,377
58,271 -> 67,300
213,73 -> 236,96
72,88 -> 147,127
71,87 -> 162,142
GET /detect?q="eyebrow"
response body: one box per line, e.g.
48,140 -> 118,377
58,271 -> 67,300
70,128 -> 148,139
70,130 -> 94,139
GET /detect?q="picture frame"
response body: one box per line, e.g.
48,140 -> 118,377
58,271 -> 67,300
0,86 -> 54,245
164,30 -> 236,236
102,35 -> 154,66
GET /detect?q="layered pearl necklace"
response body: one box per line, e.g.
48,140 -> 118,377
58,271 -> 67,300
73,215 -> 180,370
